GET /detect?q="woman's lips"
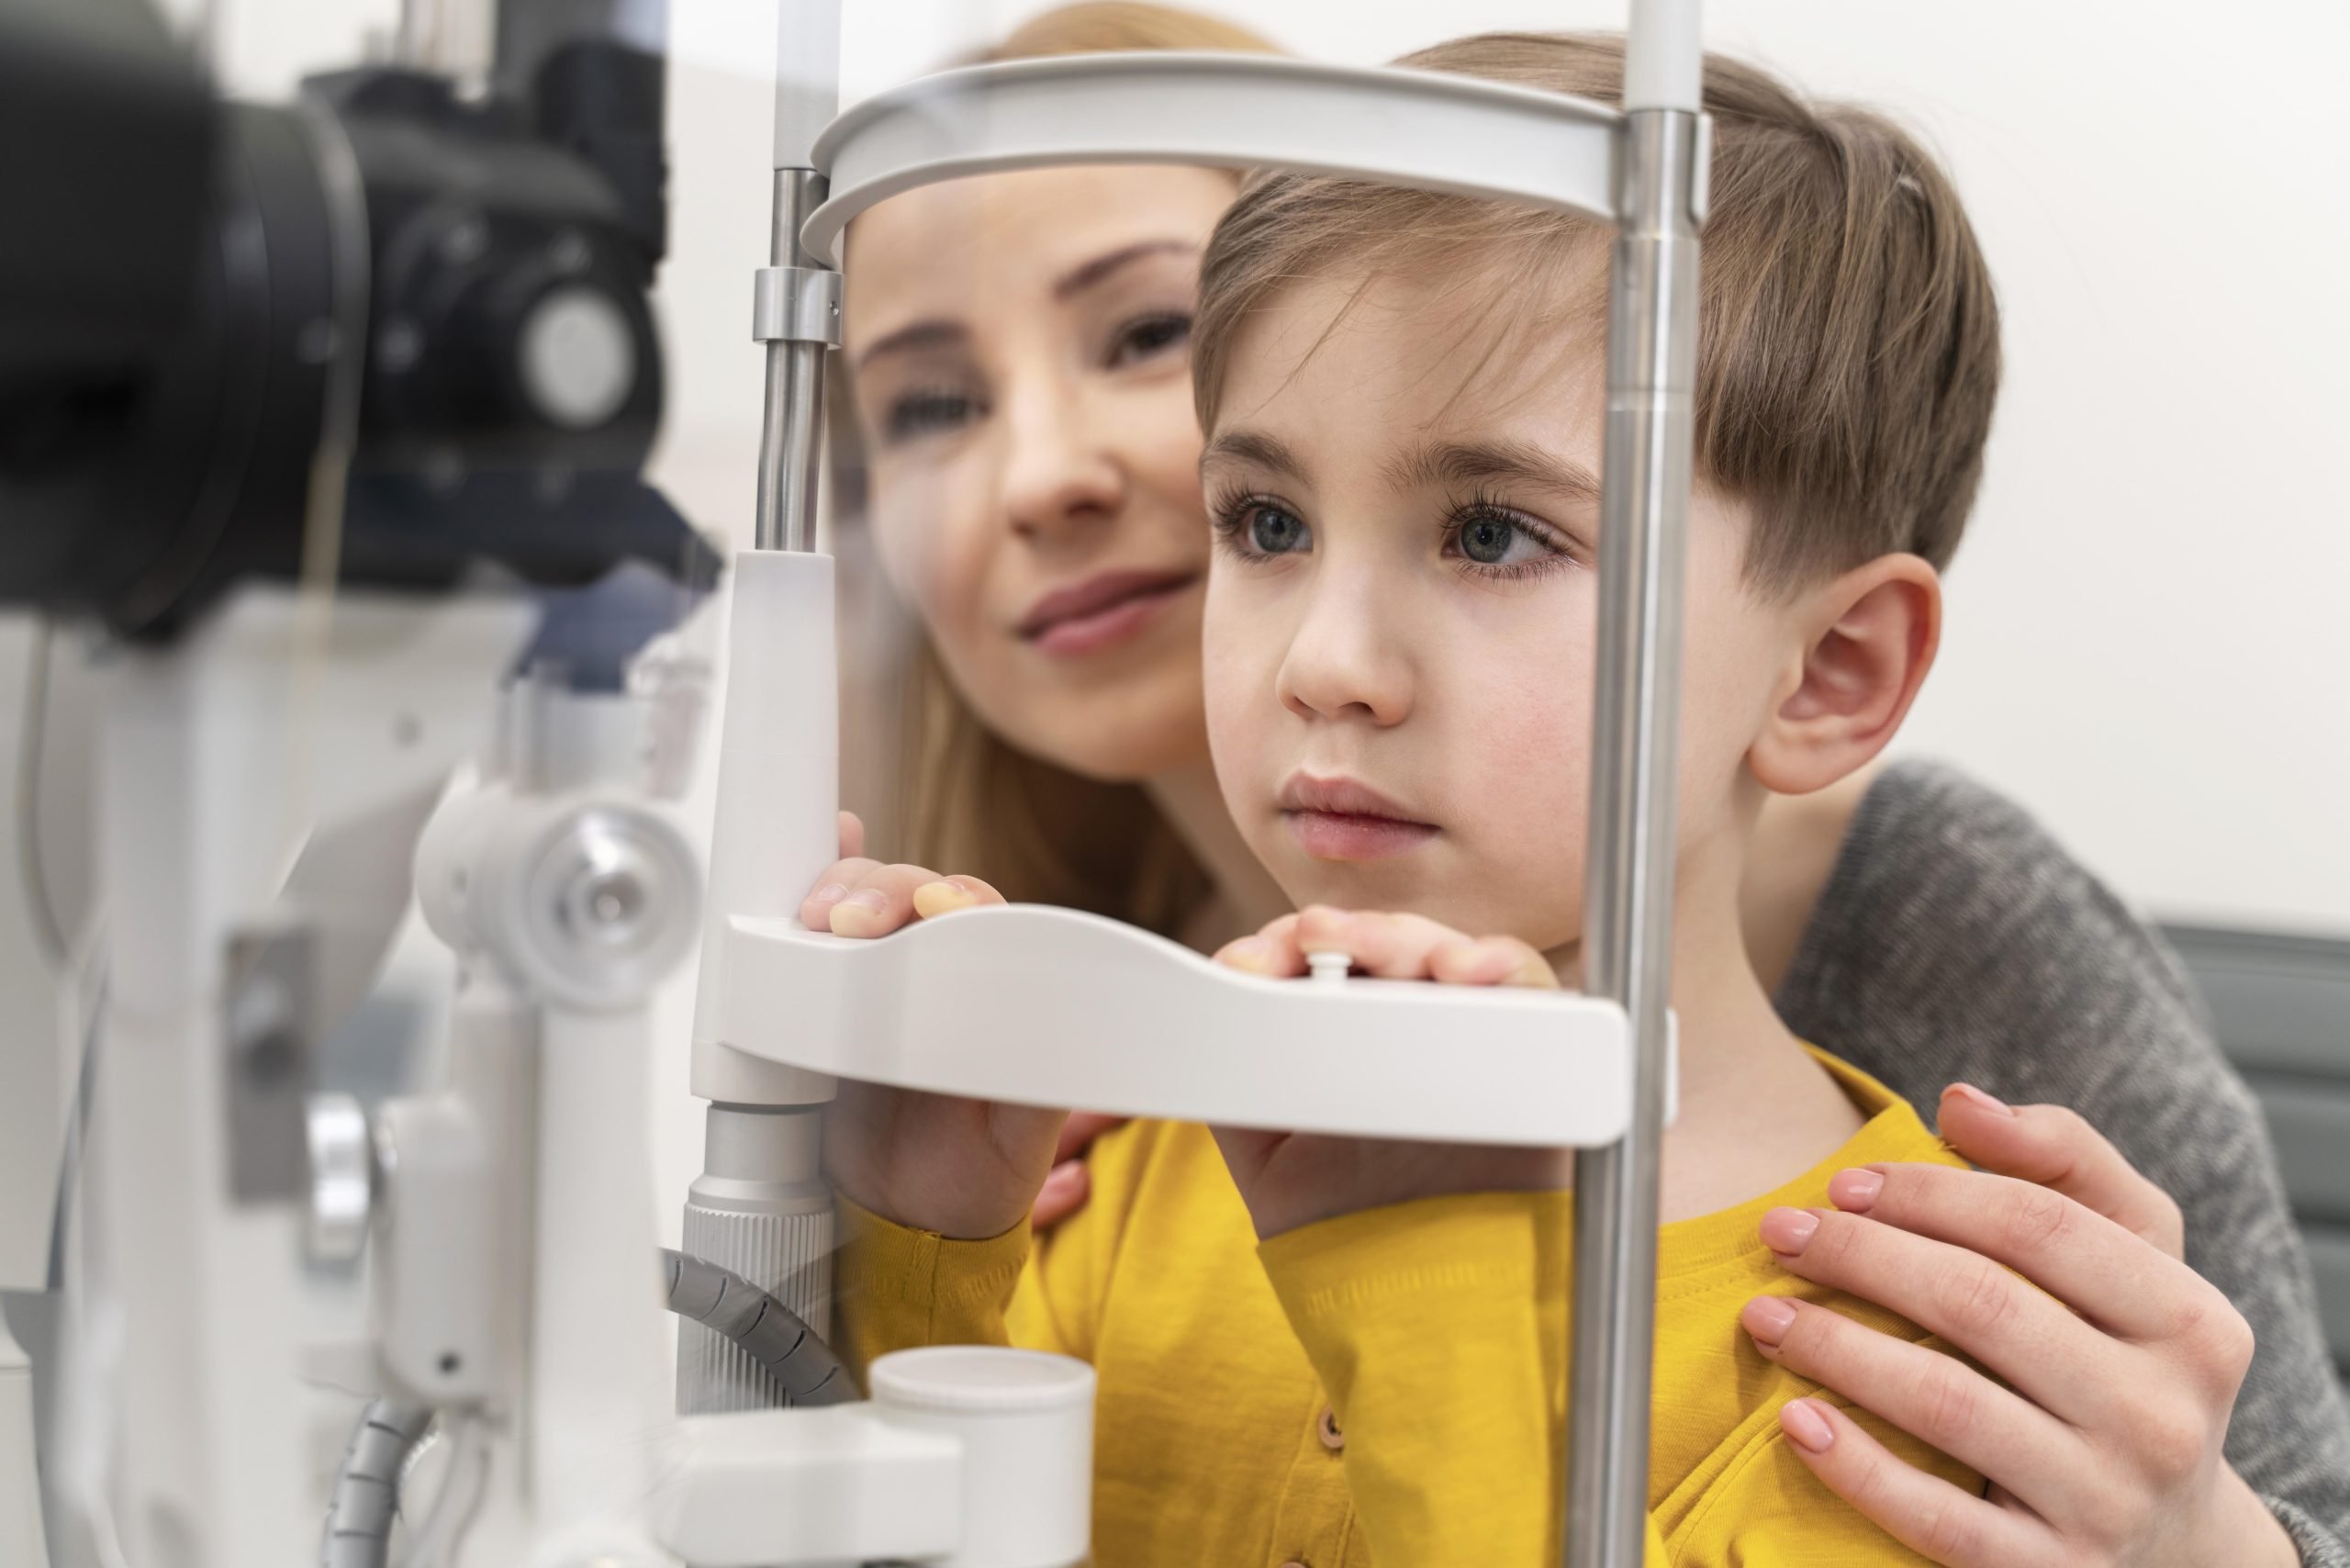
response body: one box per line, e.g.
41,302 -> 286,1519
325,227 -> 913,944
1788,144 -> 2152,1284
1277,774 -> 1439,862
1018,569 -> 1198,658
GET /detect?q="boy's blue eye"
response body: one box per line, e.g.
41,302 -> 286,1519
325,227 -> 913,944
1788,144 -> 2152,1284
1447,505 -> 1569,574
1460,516 -> 1516,564
1248,504 -> 1310,554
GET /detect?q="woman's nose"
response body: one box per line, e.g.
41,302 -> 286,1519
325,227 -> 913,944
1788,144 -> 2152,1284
999,382 -> 1125,543
1275,567 -> 1413,727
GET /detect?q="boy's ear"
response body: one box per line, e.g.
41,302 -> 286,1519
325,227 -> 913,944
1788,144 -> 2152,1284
1750,554 -> 1941,797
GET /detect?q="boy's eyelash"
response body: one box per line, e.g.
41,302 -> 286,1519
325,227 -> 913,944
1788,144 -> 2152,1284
1209,487 -> 1584,579
1207,491 -> 1289,557
1440,487 -> 1583,581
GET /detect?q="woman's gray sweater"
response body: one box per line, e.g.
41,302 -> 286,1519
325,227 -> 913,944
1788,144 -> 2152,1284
1775,760 -> 2350,1564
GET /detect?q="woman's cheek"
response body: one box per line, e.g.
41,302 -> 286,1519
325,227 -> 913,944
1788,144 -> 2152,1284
873,468 -> 988,634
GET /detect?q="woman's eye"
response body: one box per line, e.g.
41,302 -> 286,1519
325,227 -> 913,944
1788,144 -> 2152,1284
884,388 -> 981,442
1248,503 -> 1310,555
1108,312 -> 1192,368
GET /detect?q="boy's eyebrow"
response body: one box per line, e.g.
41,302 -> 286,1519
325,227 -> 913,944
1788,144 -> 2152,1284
1200,428 -> 1308,482
1382,439 -> 1603,506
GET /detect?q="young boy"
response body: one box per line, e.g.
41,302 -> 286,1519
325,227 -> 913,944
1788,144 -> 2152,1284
835,32 -> 2000,1565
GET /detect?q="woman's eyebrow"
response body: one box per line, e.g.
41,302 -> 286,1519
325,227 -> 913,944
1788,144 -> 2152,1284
1051,239 -> 1200,301
1382,438 -> 1602,505
855,319 -> 967,372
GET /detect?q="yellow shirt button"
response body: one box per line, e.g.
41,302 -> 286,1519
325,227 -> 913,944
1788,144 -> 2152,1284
1316,1406 -> 1345,1452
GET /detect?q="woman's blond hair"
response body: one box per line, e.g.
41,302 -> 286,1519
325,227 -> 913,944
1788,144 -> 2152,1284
834,4 -> 1279,935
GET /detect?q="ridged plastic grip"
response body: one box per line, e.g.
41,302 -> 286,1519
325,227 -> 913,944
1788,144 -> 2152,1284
676,1201 -> 834,1412
675,1103 -> 834,1414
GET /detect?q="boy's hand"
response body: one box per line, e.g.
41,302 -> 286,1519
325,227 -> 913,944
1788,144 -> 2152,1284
1210,907 -> 1572,1239
798,821 -> 1065,1240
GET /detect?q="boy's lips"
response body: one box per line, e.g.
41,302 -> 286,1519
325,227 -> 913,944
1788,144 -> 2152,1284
1017,568 -> 1199,658
1277,774 -> 1438,862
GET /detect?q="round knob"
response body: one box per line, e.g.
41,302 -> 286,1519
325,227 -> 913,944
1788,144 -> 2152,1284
517,285 -> 636,430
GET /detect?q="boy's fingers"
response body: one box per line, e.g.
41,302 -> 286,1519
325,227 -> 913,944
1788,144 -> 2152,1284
828,863 -> 953,937
800,856 -> 882,927
1220,913 -> 1305,976
1776,1399 -> 2042,1568
911,874 -> 1005,919
836,810 -> 866,861
1054,1112 -> 1126,1163
1031,1159 -> 1092,1229
1428,935 -> 1561,989
1936,1087 -> 2186,1260
1293,907 -> 1469,979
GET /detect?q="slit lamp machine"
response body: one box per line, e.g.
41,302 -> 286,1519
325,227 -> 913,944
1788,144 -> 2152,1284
0,0 -> 1706,1562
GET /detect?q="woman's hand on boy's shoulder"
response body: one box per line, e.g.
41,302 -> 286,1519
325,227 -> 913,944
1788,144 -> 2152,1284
1742,1087 -> 2300,1568
1209,907 -> 1569,1240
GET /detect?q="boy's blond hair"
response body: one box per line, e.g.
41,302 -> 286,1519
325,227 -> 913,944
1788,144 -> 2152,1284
1192,32 -> 2001,590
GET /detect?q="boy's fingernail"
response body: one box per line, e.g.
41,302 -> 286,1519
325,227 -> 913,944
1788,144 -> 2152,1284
1504,946 -> 1556,989
1223,936 -> 1273,973
1828,1168 -> 1885,1212
1759,1206 -> 1820,1255
1740,1295 -> 1798,1347
808,882 -> 849,907
828,888 -> 891,934
912,880 -> 976,917
1947,1082 -> 2016,1117
1780,1398 -> 1836,1453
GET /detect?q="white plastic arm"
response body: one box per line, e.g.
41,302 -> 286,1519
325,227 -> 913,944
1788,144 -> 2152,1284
711,905 -> 1645,1148
802,51 -> 1619,265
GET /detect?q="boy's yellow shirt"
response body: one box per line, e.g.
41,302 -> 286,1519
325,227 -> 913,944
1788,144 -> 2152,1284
839,1050 -> 1983,1565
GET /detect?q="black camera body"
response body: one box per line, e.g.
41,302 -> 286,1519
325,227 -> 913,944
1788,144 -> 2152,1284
0,0 -> 709,640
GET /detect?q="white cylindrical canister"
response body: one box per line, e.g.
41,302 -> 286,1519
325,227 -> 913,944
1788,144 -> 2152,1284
868,1347 -> 1096,1568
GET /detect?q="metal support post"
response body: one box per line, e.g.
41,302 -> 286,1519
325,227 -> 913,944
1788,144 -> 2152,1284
1564,84 -> 1707,1568
752,169 -> 839,553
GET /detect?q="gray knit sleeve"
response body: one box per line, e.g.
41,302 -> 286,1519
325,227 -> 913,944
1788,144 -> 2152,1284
1774,758 -> 2350,1561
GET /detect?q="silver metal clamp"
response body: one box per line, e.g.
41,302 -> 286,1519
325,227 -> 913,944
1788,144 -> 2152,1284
752,265 -> 843,346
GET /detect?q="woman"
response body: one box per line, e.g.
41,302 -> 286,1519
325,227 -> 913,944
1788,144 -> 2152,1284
815,6 -> 2350,1562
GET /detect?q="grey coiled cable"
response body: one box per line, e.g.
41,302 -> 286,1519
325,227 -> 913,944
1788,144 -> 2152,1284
319,1249 -> 853,1568
320,1399 -> 433,1568
662,1246 -> 855,1406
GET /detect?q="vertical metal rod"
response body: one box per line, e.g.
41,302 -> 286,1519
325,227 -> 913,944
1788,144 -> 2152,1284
1564,102 -> 1704,1568
753,168 -> 832,554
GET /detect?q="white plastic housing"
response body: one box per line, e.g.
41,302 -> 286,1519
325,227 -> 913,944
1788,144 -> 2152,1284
869,1348 -> 1095,1568
803,51 -> 1619,265
690,550 -> 840,1105
652,1403 -> 962,1566
715,905 -> 1642,1148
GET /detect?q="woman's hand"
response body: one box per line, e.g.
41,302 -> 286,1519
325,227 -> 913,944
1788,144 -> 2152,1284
1741,1084 -> 2300,1568
1209,907 -> 1569,1239
798,818 -> 1064,1239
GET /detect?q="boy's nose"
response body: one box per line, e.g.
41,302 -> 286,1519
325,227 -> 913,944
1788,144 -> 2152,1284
1275,570 -> 1413,727
998,383 -> 1125,543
